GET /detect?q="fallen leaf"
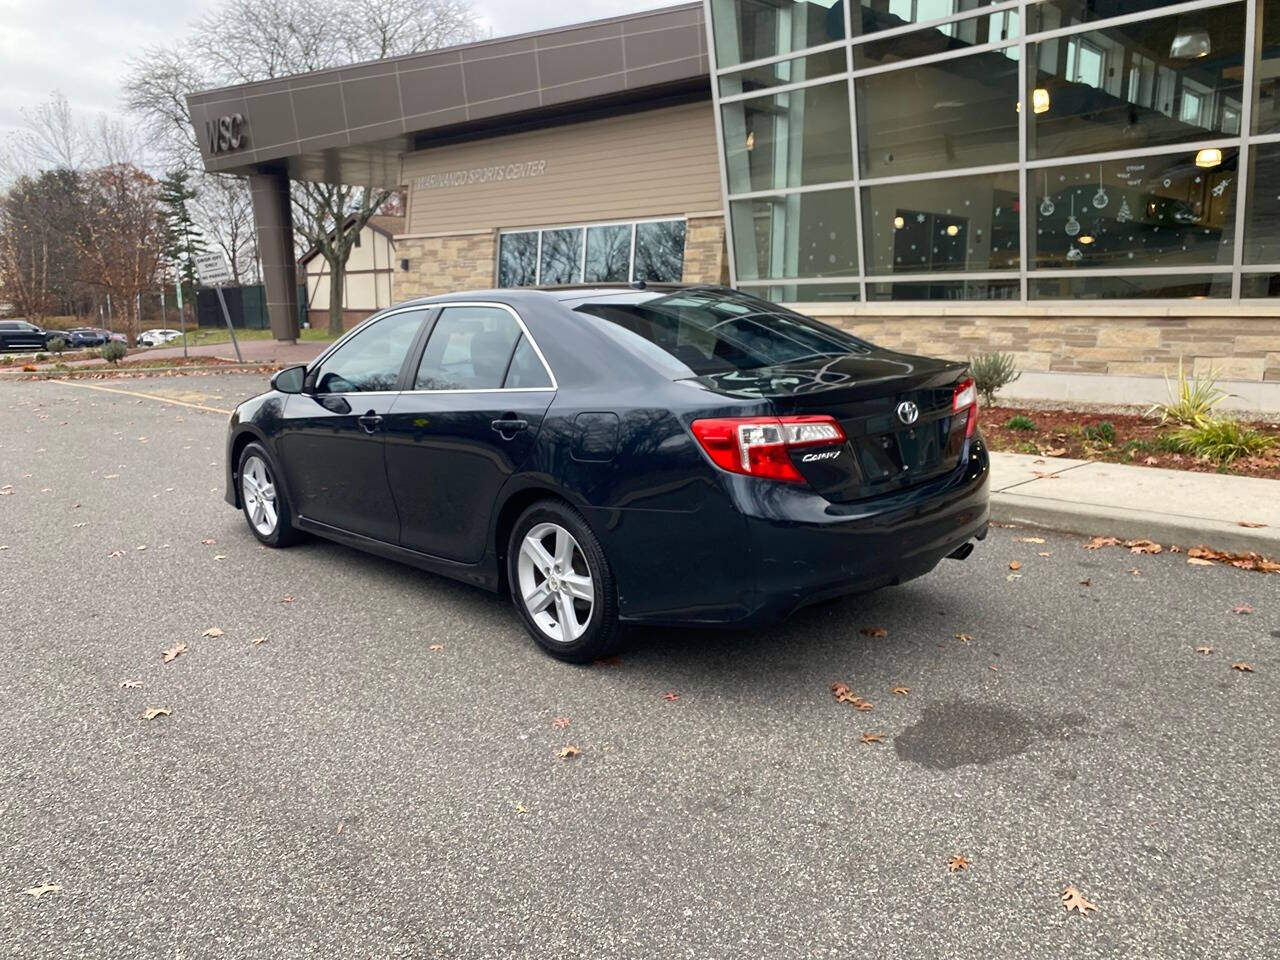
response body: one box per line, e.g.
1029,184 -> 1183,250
1144,456 -> 1159,465
103,474 -> 119,479
428,643 -> 443,652
859,732 -> 885,746
280,595 -> 295,604
1061,885 -> 1097,915
200,538 -> 217,545
663,691 -> 680,701
1232,604 -> 1255,615
1043,447 -> 1067,457
22,883 -> 61,899
107,549 -> 125,558
947,854 -> 970,873
557,745 -> 581,760
1231,662 -> 1255,673
515,805 -> 528,816
1239,521 -> 1267,528
1085,536 -> 1122,550
954,632 -> 973,642
250,636 -> 268,647
855,700 -> 874,712
1129,568 -> 1142,576
136,545 -> 148,551
860,626 -> 887,638
213,555 -> 226,561
1127,539 -> 1162,555
1016,536 -> 1046,544
1079,579 -> 1091,587
1006,573 -> 1022,582
72,522 -> 87,528
1031,471 -> 1059,479
336,821 -> 345,834
201,627 -> 224,638
891,685 -> 910,696
1187,557 -> 1215,566
1037,551 -> 1052,557
552,717 -> 570,729
1009,560 -> 1022,570
988,664 -> 999,672
162,643 -> 188,663
142,707 -> 171,721
118,679 -> 143,689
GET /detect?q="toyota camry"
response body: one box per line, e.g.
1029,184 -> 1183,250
225,285 -> 989,661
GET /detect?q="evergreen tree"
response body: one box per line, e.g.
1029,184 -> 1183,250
157,170 -> 206,315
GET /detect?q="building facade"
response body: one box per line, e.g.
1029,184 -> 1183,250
300,215 -> 403,327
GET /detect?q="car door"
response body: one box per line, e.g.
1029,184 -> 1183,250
275,308 -> 428,543
383,304 -> 556,563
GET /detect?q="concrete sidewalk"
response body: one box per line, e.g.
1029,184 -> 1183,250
989,452 -> 1279,555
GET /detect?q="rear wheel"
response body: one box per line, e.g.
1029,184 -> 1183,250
508,500 -> 619,663
238,442 -> 302,547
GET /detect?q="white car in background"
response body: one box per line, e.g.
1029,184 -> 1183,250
137,328 -> 183,347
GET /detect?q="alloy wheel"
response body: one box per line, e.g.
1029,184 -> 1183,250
241,455 -> 279,537
516,522 -> 595,643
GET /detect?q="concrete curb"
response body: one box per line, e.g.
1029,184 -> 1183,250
990,493 -> 1278,556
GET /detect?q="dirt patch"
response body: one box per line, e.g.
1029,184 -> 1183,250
982,404 -> 1280,481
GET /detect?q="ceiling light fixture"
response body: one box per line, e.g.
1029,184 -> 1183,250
1195,147 -> 1223,168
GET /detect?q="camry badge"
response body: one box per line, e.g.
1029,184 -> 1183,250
896,400 -> 920,425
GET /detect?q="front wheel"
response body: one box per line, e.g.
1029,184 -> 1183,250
238,442 -> 303,547
507,500 -> 619,663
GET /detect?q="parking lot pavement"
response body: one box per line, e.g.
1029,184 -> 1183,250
1,373 -> 1276,959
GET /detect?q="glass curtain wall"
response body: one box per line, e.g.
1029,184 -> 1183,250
708,0 -> 1280,301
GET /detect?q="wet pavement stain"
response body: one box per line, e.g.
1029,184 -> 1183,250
894,699 -> 1087,770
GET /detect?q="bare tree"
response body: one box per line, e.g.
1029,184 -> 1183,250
125,0 -> 480,335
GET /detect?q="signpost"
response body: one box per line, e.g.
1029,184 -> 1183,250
194,252 -> 242,362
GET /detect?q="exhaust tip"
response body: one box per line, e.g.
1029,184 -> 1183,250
947,542 -> 975,561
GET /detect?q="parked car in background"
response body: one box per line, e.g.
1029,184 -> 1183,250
0,320 -> 61,352
61,327 -> 109,347
223,285 -> 990,662
137,328 -> 182,347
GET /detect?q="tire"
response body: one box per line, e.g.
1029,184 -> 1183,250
237,441 -> 303,548
507,500 -> 619,663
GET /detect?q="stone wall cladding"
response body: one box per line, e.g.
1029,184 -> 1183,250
803,309 -> 1280,383
682,215 -> 730,286
393,232 -> 497,300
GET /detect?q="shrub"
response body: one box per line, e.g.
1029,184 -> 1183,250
0,356 -> 11,366
1149,357 -> 1228,426
101,341 -> 127,364
1083,421 -> 1116,446
1168,418 -> 1276,464
1154,433 -> 1183,453
1004,414 -> 1036,431
967,353 -> 1021,405
48,337 -> 66,355
35,352 -> 48,361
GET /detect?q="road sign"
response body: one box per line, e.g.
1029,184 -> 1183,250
194,252 -> 233,286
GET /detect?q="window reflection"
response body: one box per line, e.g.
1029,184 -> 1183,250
731,189 -> 858,280
584,225 -> 631,283
1255,1 -> 1280,133
739,282 -> 861,301
1244,143 -> 1280,264
866,279 -> 1019,300
1028,4 -> 1246,159
710,0 -> 846,69
538,228 -> 584,285
634,221 -> 687,283
1030,274 -> 1231,299
854,0 -> 1002,39
722,80 -> 854,194
853,8 -> 1018,65
498,232 -> 538,287
1031,150 -> 1237,269
719,49 -> 848,98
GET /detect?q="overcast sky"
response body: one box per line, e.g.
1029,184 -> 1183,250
0,0 -> 679,138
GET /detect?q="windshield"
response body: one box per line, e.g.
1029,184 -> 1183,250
573,289 -> 867,377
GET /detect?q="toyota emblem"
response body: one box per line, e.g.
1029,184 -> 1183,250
896,400 -> 920,425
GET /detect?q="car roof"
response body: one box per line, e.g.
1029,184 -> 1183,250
392,283 -> 725,310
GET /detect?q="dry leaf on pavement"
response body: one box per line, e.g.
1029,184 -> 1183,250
954,632 -> 974,642
142,707 -> 171,721
1085,536 -> 1122,550
107,550 -> 125,558
1127,539 -> 1162,555
1044,447 -> 1067,457
1038,552 -> 1052,557
1195,646 -> 1213,655
552,717 -> 570,729
280,595 -> 295,604
1239,521 -> 1267,528
201,627 -> 224,638
22,883 -> 61,899
1231,662 -> 1255,672
118,679 -> 143,689
663,691 -> 680,701
557,745 -> 581,760
859,732 -> 885,746
428,643 -> 443,652
250,636 -> 268,646
1009,560 -> 1022,570
947,855 -> 970,873
1016,536 -> 1046,544
891,685 -> 910,696
1232,604 -> 1255,615
860,626 -> 887,638
1061,885 -> 1097,915
200,538 -> 217,545
162,643 -> 188,663
1187,558 -> 1215,566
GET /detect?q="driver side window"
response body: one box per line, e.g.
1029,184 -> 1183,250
314,310 -> 425,394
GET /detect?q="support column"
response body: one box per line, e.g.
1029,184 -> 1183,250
249,168 -> 300,342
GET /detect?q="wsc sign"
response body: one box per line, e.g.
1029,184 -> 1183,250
206,114 -> 248,154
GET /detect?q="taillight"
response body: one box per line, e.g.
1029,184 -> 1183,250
690,415 -> 846,484
953,377 -> 978,438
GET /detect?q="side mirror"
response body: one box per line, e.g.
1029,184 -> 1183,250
272,364 -> 308,395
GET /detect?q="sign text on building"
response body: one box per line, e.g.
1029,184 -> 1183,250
206,114 -> 248,154
414,160 -> 547,191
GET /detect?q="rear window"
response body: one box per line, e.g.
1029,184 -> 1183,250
573,289 -> 867,377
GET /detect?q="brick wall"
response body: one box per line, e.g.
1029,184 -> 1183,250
682,215 -> 730,286
394,231 -> 497,300
801,306 -> 1280,383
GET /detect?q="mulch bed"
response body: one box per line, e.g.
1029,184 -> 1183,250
982,405 -> 1280,481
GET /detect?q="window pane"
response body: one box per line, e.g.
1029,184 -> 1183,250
539,228 -> 583,285
1255,0 -> 1280,133
1241,273 -> 1280,297
415,306 -> 521,390
853,9 -> 1018,65
1245,142 -> 1280,263
866,279 -> 1020,300
634,221 -> 687,283
730,188 -> 858,280
498,233 -> 538,287
1028,0 -> 1210,35
739,281 -> 861,301
1031,149 -> 1238,270
504,335 -> 553,389
1029,274 -> 1232,299
722,80 -> 853,194
719,49 -> 847,97
862,171 -> 1020,274
856,50 -> 1019,178
584,225 -> 631,283
710,0 -> 846,69
1028,5 -> 1247,159
314,311 -> 423,393
856,0 -> 1001,39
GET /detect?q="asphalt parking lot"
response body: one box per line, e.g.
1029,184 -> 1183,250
1,372 -> 1276,959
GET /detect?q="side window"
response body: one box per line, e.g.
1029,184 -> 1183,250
415,306 -> 522,390
313,310 -> 424,394
504,335 -> 553,389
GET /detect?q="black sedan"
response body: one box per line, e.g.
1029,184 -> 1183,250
0,320 -> 60,352
225,286 -> 989,661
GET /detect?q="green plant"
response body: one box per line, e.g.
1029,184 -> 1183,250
967,353 -> 1021,405
1015,440 -> 1040,454
101,341 -> 127,364
48,337 -> 66,355
1154,433 -> 1183,453
0,355 -> 12,366
1168,418 -> 1276,464
1149,357 -> 1228,426
1005,414 -> 1036,431
34,352 -> 48,361
1083,421 -> 1116,446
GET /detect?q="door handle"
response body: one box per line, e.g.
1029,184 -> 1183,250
358,412 -> 383,434
491,417 -> 529,437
